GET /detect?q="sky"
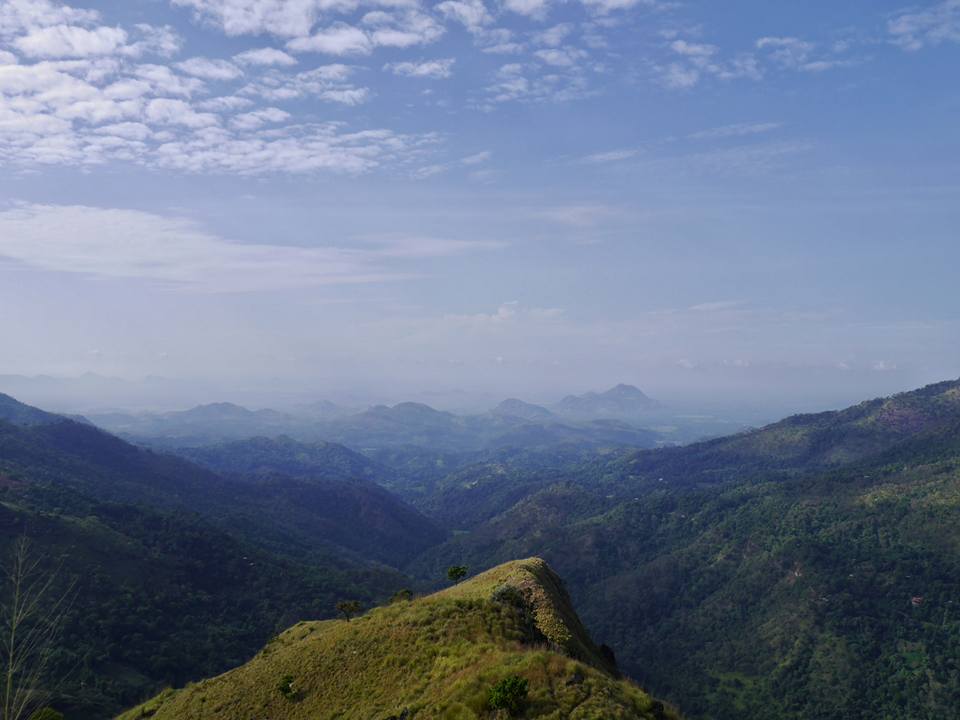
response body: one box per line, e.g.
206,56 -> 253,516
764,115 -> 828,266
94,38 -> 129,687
0,0 -> 958,413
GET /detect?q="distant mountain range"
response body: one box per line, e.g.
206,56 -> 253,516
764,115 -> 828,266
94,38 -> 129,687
86,385 -> 666,452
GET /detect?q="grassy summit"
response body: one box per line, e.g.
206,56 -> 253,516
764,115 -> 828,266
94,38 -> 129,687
118,558 -> 678,720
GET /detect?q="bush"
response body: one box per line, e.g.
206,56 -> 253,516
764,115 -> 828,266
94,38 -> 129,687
336,599 -> 362,621
489,675 -> 529,714
278,674 -> 295,699
29,710 -> 65,720
391,588 -> 413,603
491,584 -> 526,608
447,565 -> 468,584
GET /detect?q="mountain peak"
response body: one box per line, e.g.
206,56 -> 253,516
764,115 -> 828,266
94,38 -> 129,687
120,557 -> 678,720
492,398 -> 556,421
606,383 -> 648,397
556,384 -> 660,418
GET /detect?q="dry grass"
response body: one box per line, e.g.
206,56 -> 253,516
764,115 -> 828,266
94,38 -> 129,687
118,558 -> 679,720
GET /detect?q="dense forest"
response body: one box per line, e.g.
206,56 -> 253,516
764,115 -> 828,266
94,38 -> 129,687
3,381 -> 960,718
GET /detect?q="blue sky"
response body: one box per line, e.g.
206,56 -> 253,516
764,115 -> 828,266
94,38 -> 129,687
0,0 -> 958,411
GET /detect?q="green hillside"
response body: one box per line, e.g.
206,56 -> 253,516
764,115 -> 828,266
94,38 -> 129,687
410,380 -> 960,720
119,558 -> 678,720
0,413 -> 445,567
0,495 -> 408,719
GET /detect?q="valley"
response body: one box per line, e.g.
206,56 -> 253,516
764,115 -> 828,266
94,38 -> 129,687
3,381 -> 960,718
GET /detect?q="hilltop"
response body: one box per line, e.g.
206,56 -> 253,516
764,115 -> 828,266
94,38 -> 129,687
119,558 -> 678,720
555,384 -> 660,420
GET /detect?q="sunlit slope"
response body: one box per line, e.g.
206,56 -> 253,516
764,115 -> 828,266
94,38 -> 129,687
119,558 -> 679,720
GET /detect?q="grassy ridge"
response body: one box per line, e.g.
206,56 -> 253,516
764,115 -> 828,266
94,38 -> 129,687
119,559 -> 678,720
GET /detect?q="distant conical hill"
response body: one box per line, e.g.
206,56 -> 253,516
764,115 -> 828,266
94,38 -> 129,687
118,558 -> 679,720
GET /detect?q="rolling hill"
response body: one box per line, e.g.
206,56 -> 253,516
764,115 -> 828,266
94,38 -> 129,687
0,397 -> 445,567
0,394 -> 442,716
119,558 -> 679,720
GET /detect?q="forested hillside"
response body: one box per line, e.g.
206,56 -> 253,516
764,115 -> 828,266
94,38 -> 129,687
0,396 -> 417,717
410,380 -> 960,719
7,382 -> 960,719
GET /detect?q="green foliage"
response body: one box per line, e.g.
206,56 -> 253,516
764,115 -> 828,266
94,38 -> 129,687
28,708 -> 65,720
412,379 -> 960,720
277,674 -> 295,700
446,565 -> 468,583
488,675 -> 528,714
391,588 -> 414,603
0,457 -> 406,718
336,600 -> 362,621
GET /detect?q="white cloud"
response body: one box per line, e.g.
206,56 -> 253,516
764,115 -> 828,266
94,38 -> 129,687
534,47 -> 587,67
170,0 -> 329,37
240,64 -> 366,102
461,150 -> 490,164
233,47 -> 298,66
144,98 -> 220,127
656,36 -> 764,88
533,24 -> 572,47
0,203 -> 497,292
363,10 -> 445,48
126,24 -> 183,58
151,123 -> 435,174
755,36 -> 814,68
412,163 -> 447,178
670,39 -> 716,58
485,61 -> 590,104
0,0 -> 100,39
504,0 -> 552,20
688,122 -> 782,140
230,106 -> 290,129
669,140 -> 813,176
411,149 -> 491,179
196,94 -> 255,111
287,23 -> 373,55
889,0 -> 960,50
14,25 -> 129,59
176,57 -> 243,80
0,203 -> 389,292
384,58 -> 455,78
0,51 -> 17,65
658,62 -> 699,88
133,64 -> 206,96
436,0 -> 493,33
580,148 -> 639,163
579,0 -> 649,13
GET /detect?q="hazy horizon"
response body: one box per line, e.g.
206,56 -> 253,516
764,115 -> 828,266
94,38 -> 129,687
1,0 -> 958,417
1,368 -> 956,424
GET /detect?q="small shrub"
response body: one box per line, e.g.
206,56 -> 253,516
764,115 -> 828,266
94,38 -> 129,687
491,584 -> 526,608
336,599 -> 362,621
278,674 -> 295,700
391,588 -> 414,603
488,675 -> 528,715
446,565 -> 468,584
